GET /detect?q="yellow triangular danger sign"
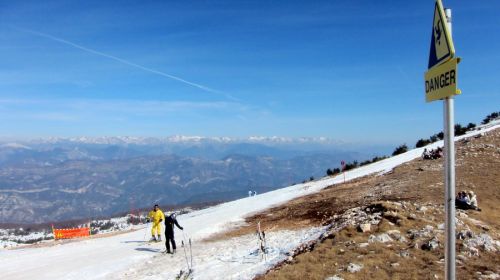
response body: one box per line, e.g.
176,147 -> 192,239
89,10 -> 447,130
428,0 -> 455,69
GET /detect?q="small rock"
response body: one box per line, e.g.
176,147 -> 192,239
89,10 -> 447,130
464,233 -> 498,253
345,240 -> 356,247
457,254 -> 467,262
457,212 -> 468,218
359,242 -> 369,248
399,250 -> 410,258
346,263 -> 363,273
417,206 -> 428,212
368,233 -> 393,243
408,213 -> 417,220
287,256 -> 293,262
387,230 -> 406,242
468,247 -> 479,256
325,276 -> 343,280
391,202 -> 402,208
391,262 -> 400,267
481,272 -> 500,279
422,238 -> 440,251
358,223 -> 371,233
456,230 -> 473,240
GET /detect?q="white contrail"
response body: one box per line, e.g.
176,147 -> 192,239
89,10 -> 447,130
14,27 -> 233,98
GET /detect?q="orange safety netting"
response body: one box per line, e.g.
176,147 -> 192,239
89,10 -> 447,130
53,227 -> 90,239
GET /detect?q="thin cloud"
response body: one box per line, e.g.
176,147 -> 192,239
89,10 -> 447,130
13,26 -> 238,100
0,98 -> 242,112
0,98 -> 251,121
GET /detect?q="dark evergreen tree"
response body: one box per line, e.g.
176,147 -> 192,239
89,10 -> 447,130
416,138 -> 431,148
454,124 -> 467,136
466,122 -> 476,130
392,144 -> 408,156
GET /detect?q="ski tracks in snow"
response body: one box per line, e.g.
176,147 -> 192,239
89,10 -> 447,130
116,227 -> 325,280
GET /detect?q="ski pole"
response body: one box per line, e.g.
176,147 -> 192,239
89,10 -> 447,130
181,230 -> 190,270
143,222 -> 150,241
189,238 -> 193,269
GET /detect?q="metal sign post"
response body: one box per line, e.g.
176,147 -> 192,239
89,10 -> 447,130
425,1 -> 459,279
443,8 -> 456,280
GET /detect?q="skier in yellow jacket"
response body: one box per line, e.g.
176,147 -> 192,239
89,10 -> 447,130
148,204 -> 165,242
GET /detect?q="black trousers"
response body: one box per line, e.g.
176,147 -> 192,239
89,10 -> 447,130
165,235 -> 176,252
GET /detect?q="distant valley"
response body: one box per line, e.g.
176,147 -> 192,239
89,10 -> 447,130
0,136 -> 387,223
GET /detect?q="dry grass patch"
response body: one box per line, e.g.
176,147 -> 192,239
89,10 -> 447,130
258,199 -> 500,280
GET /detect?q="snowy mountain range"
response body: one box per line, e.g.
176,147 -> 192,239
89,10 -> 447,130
19,135 -> 345,146
0,136 -> 380,224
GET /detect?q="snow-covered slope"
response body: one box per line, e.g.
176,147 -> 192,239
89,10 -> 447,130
0,121 -> 498,280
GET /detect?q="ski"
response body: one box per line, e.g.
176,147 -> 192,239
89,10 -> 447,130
175,268 -> 193,280
257,221 -> 267,261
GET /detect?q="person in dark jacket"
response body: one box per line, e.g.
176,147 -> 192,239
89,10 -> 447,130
164,212 -> 183,254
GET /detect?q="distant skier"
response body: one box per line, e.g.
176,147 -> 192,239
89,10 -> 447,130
164,212 -> 184,254
147,204 -> 165,242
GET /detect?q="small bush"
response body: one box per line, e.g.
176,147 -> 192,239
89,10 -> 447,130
326,168 -> 341,176
454,124 -> 468,136
360,160 -> 371,166
392,144 -> 408,156
344,161 -> 358,171
415,139 -> 431,148
482,112 -> 499,125
372,156 -> 388,162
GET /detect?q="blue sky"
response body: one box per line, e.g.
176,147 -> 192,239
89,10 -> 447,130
0,0 -> 499,145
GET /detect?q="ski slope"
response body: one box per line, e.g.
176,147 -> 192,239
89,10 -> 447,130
0,121 -> 498,280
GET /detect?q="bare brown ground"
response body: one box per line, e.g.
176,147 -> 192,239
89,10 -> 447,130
258,201 -> 500,280
205,128 -> 500,279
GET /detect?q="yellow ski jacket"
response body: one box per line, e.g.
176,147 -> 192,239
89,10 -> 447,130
148,209 -> 165,224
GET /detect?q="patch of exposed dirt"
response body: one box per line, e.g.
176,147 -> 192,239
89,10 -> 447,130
258,201 -> 500,280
